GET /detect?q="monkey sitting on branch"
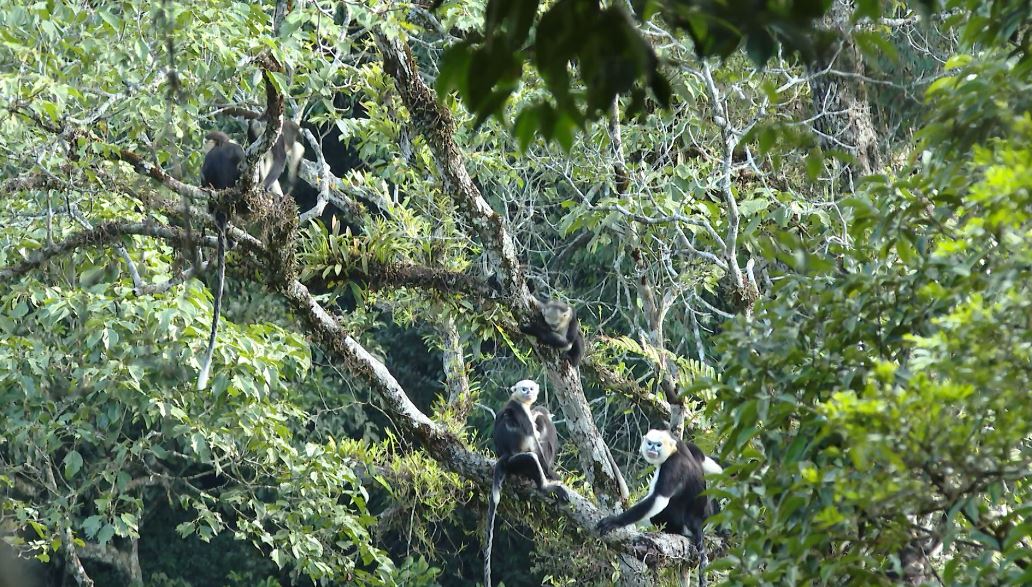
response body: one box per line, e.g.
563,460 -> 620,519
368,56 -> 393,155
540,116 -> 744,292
484,379 -> 566,585
195,130 -> 246,390
519,298 -> 584,367
597,429 -> 724,587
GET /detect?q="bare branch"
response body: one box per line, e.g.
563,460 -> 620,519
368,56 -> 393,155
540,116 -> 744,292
701,62 -> 746,292
297,128 -> 336,223
134,260 -> 211,296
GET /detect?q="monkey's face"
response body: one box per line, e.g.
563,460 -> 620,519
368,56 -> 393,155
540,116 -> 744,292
543,305 -> 571,328
510,379 -> 540,404
203,139 -> 216,154
641,430 -> 674,465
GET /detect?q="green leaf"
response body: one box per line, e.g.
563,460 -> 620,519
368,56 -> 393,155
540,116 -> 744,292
63,450 -> 83,479
82,516 -> 103,539
96,524 -> 115,546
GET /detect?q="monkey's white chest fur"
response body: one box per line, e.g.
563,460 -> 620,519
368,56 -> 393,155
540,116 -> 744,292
518,403 -> 538,452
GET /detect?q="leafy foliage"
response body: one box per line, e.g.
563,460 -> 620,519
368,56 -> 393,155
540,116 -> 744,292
710,55 -> 1032,583
437,0 -> 1032,145
1,0 -> 1031,585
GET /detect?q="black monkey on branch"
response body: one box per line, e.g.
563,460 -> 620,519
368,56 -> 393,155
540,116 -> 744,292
485,379 -> 567,585
196,130 -> 244,390
597,429 -> 724,587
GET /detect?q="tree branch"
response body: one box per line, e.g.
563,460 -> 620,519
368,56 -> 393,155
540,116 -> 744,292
373,33 -> 525,299
342,260 -> 499,298
581,356 -> 672,422
0,221 -> 199,286
77,541 -> 142,585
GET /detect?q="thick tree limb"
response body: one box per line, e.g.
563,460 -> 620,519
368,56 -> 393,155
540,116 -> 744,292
374,31 -> 629,500
373,33 -> 525,299
62,528 -> 94,587
77,541 -> 142,585
440,315 -> 474,420
342,261 -> 498,298
0,172 -> 62,194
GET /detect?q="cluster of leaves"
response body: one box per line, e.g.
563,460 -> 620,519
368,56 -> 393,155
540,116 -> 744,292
439,0 -> 669,148
0,189 -> 400,583
3,0 -> 1030,585
708,53 -> 1032,584
0,1 -> 417,584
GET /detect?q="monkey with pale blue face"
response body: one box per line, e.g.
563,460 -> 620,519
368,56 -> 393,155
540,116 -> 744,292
484,379 -> 567,585
598,429 -> 723,587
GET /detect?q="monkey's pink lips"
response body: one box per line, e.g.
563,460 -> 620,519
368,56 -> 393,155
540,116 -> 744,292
644,449 -> 660,459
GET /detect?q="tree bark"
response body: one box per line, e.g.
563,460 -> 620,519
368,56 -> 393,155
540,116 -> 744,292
441,315 -> 475,421
282,279 -> 698,568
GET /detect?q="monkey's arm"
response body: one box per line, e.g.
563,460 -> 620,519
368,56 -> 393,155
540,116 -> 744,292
520,318 -> 572,347
518,317 -> 542,336
532,410 -> 560,479
596,492 -> 671,535
523,322 -> 571,347
261,142 -> 288,190
536,330 -> 572,348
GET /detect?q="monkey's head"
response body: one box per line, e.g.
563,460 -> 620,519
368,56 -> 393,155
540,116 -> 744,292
641,429 -> 677,465
203,131 -> 231,153
510,379 -> 540,405
542,301 -> 572,329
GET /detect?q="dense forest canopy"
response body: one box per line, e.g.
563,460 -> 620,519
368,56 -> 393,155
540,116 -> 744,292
1,1 -> 1030,586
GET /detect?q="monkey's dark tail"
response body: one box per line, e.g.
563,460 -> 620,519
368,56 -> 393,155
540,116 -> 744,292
484,461 -> 506,587
196,230 -> 226,390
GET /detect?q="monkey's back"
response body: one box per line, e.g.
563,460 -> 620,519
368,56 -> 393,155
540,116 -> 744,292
201,143 -> 245,190
532,406 -> 558,468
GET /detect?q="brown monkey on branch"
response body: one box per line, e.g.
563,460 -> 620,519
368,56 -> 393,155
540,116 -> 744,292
520,299 -> 584,367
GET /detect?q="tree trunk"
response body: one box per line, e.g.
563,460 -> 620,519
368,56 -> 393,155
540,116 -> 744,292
544,360 -> 630,504
809,0 -> 881,188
